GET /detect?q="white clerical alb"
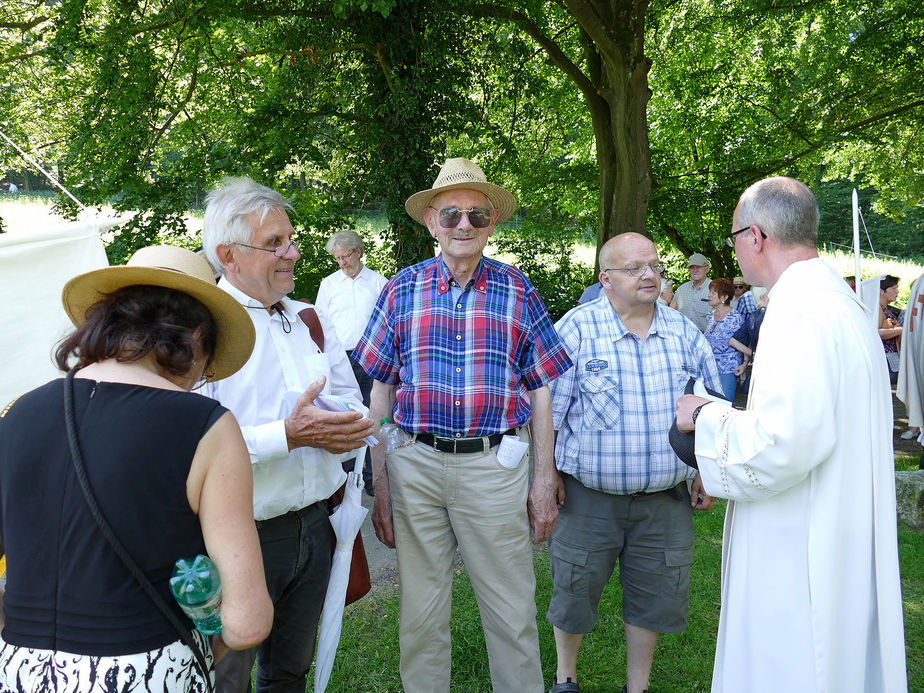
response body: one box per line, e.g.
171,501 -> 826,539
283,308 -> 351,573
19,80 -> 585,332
694,258 -> 907,693
898,272 -> 924,432
204,278 -> 366,521
315,265 -> 388,350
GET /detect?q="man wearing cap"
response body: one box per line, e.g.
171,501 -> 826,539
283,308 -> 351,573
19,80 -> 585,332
315,229 -> 388,495
352,157 -> 573,692
676,177 -> 907,692
201,176 -> 375,693
546,233 -> 720,693
673,253 -> 712,331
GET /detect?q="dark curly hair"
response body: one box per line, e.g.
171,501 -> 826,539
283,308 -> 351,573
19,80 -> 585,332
709,278 -> 735,305
55,285 -> 218,378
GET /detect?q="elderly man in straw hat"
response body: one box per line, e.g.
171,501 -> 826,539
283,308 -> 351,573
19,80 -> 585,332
200,177 -> 374,693
352,157 -> 573,692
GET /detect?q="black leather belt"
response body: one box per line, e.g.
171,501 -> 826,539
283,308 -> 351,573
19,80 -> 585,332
628,483 -> 686,501
415,429 -> 518,454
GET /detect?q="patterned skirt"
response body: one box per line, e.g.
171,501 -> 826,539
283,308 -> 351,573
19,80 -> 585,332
0,630 -> 214,693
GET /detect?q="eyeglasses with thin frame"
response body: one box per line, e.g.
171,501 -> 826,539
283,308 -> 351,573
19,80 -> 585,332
234,240 -> 300,258
333,248 -> 357,263
603,263 -> 665,278
724,225 -> 767,248
428,205 -> 493,229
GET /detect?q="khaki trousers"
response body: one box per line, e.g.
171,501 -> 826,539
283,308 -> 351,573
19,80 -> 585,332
386,432 -> 544,693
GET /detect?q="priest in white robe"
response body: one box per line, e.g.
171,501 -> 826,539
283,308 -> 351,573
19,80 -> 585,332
676,177 -> 907,693
898,272 -> 924,463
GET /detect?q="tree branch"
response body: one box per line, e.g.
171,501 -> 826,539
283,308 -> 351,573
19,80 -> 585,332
220,42 -> 371,67
465,4 -> 596,101
0,15 -> 50,31
144,51 -> 200,163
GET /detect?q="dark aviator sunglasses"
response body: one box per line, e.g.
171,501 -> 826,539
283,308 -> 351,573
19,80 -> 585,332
428,205 -> 493,229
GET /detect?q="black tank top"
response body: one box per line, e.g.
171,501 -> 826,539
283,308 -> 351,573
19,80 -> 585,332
0,378 -> 226,655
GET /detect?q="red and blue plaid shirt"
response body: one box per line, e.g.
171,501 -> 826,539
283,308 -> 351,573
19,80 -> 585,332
352,256 -> 572,438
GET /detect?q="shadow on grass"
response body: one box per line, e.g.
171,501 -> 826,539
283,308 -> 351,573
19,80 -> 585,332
327,500 -> 923,691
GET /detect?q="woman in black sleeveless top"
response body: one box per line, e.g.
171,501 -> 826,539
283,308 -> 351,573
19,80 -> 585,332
0,246 -> 272,692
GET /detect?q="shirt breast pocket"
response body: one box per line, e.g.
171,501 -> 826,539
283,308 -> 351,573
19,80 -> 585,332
578,374 -> 621,430
674,367 -> 695,399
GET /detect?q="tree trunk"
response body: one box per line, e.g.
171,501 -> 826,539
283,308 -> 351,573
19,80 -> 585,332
568,1 -> 652,271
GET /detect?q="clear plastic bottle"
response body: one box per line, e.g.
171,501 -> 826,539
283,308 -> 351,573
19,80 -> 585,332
170,554 -> 223,635
379,417 -> 413,452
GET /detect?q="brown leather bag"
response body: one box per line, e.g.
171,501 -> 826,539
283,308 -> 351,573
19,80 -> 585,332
297,302 -> 372,605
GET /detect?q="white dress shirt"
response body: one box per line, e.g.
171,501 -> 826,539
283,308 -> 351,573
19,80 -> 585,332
315,265 -> 388,350
203,278 -> 366,521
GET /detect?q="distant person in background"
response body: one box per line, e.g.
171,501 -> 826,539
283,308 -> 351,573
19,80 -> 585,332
730,276 -> 756,319
704,278 -> 746,402
578,281 -> 602,304
658,278 -> 676,307
674,253 -> 712,331
6,182 -> 18,194
897,272 -> 924,463
315,229 -> 388,495
845,275 -> 856,291
879,274 -> 903,385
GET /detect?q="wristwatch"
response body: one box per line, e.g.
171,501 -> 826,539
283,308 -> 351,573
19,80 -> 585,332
691,403 -> 706,425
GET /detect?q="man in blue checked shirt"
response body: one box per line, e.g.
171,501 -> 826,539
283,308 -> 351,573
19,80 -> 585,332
545,233 -> 721,693
352,157 -> 573,693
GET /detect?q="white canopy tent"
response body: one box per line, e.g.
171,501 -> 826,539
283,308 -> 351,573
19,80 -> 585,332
0,221 -> 113,407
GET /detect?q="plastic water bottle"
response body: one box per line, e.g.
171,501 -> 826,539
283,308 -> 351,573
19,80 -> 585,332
170,554 -> 223,635
379,417 -> 413,452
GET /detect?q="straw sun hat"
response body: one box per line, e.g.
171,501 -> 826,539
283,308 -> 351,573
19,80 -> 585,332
405,157 -> 517,226
61,245 -> 255,381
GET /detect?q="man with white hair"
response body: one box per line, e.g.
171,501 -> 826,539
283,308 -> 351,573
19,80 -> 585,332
673,253 -> 711,331
676,176 -> 907,692
316,229 -> 388,494
201,176 -> 374,693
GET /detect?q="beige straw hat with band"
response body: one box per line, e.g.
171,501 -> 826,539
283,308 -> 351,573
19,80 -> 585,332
61,245 -> 255,381
405,157 -> 517,225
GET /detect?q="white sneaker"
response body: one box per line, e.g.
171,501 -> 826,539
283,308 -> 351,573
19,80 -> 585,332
901,429 -> 917,440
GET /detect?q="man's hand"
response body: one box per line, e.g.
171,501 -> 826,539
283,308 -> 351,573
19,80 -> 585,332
284,376 -> 375,453
690,475 -> 714,511
371,474 -> 395,548
675,394 -> 711,433
528,469 -> 565,544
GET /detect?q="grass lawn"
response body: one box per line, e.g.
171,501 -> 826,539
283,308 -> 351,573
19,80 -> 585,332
329,501 -> 923,692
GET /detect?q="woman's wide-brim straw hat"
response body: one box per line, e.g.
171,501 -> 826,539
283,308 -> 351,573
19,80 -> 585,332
61,245 -> 255,381
405,157 -> 517,226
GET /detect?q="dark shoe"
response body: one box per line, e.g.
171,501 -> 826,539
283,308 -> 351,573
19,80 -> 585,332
550,676 -> 581,693
364,478 -> 375,498
620,686 -> 648,693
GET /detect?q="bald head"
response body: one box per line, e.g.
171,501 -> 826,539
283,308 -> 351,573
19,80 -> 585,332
599,233 -> 661,315
736,176 -> 819,249
599,232 -> 656,271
